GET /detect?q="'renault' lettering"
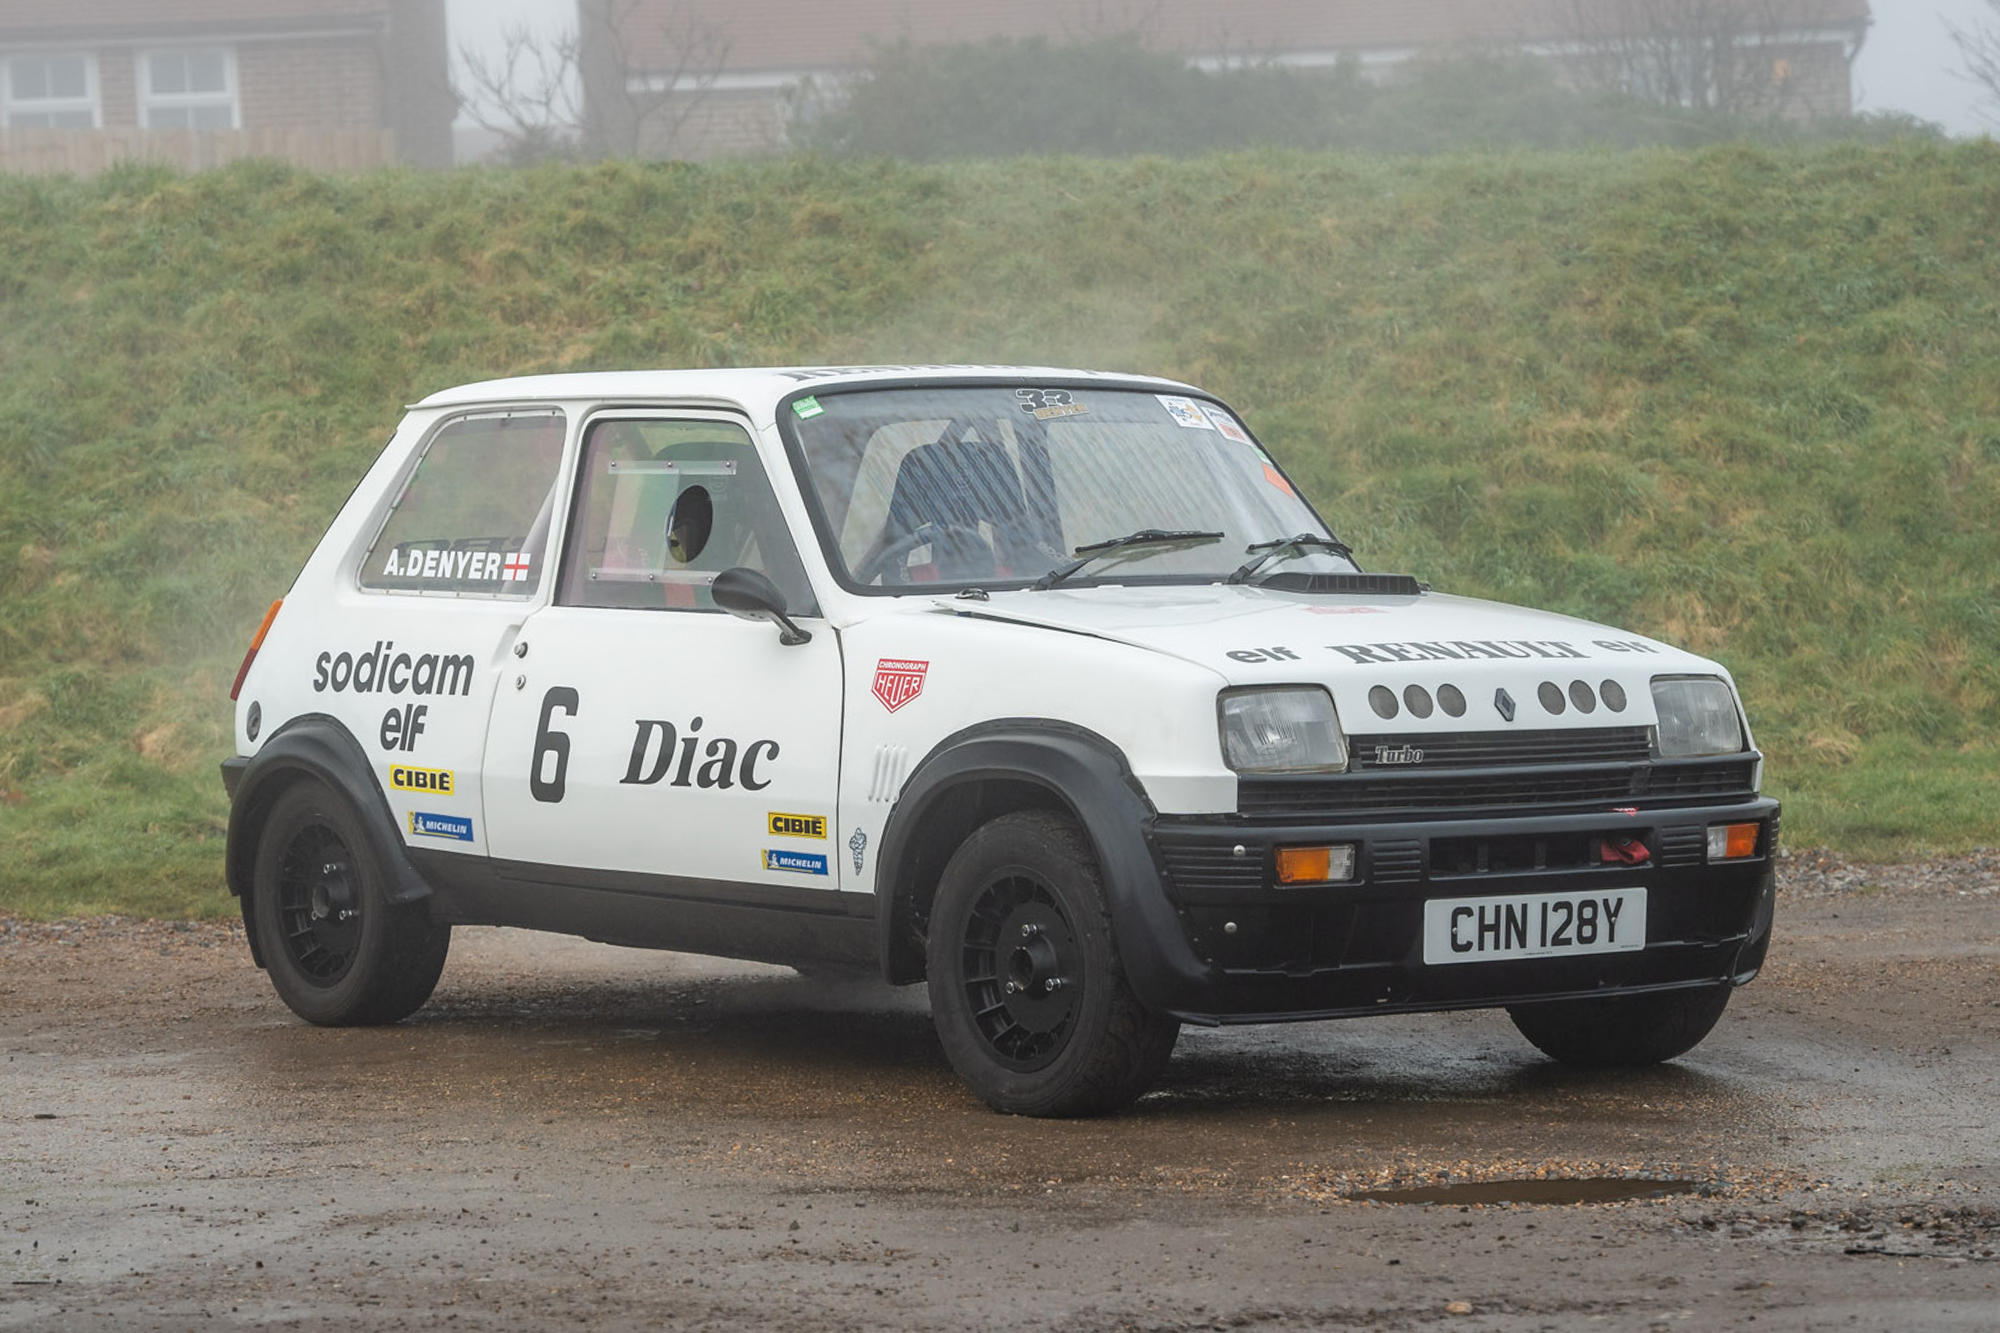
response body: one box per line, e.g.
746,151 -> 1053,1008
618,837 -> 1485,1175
1328,639 -> 1590,665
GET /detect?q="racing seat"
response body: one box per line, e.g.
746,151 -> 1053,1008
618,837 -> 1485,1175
868,434 -> 1030,582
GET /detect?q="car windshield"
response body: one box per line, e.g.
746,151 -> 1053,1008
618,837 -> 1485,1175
783,385 -> 1356,591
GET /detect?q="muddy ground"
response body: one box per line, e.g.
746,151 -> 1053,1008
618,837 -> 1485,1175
3,853 -> 1997,1331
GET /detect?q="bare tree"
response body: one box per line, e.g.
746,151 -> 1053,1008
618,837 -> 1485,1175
457,23 -> 588,163
456,1 -> 732,164
1947,0 -> 2000,121
1545,0 -> 1860,120
578,0 -> 733,160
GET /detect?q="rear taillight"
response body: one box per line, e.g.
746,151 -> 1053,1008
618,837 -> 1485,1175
230,600 -> 283,702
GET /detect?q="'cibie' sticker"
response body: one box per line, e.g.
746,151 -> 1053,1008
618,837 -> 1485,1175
390,765 -> 454,795
768,812 -> 827,840
409,811 -> 474,842
872,658 -> 929,713
763,849 -> 829,876
1156,395 -> 1216,430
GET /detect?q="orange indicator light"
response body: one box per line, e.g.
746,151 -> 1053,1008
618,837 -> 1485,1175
1276,844 -> 1356,885
230,599 -> 283,702
1706,822 -> 1761,862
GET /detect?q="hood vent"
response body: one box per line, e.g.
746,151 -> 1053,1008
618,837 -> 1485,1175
1257,572 -> 1424,596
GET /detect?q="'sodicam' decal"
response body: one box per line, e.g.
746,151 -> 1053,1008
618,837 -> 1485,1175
763,849 -> 829,876
768,812 -> 826,840
409,811 -> 474,842
390,764 -> 453,795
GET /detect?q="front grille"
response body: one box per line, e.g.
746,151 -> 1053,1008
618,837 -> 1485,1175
1239,758 -> 1756,816
1158,840 -> 1263,895
1658,825 -> 1706,868
1350,727 -> 1652,770
1371,839 -> 1423,883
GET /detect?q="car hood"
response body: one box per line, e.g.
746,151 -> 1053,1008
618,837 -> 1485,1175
926,584 -> 1725,734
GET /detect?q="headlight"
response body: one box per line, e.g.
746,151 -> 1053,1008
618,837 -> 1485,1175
1651,676 -> 1744,758
1219,687 -> 1347,773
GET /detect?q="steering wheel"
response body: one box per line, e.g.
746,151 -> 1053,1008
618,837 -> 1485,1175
855,523 -> 990,586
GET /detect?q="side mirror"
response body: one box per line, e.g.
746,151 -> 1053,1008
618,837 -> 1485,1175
712,567 -> 813,646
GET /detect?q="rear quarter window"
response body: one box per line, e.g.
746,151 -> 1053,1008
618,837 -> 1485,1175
359,410 -> 567,597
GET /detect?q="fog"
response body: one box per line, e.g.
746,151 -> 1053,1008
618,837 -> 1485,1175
446,0 -> 1999,136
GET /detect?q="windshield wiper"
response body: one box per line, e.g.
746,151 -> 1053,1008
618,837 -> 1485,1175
1227,533 -> 1356,585
1031,528 -> 1225,591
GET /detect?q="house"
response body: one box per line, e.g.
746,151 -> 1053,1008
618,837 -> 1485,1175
580,0 -> 1873,160
0,0 -> 453,174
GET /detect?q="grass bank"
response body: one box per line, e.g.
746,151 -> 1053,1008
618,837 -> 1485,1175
2,144 -> 1996,916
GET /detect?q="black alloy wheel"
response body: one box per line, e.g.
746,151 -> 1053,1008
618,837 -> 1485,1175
958,869 -> 1084,1070
927,811 -> 1179,1116
251,779 -> 450,1027
274,819 -> 366,984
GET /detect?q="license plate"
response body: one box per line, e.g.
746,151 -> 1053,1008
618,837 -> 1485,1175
1422,888 -> 1646,965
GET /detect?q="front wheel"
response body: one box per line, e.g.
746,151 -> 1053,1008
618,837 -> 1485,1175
251,779 -> 450,1026
926,811 -> 1179,1116
1507,983 -> 1731,1067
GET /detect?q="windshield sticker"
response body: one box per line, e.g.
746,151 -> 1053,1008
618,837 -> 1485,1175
1205,406 -> 1252,443
1016,388 -> 1088,421
1156,395 -> 1216,429
1261,463 -> 1296,496
872,658 -> 929,712
793,396 -> 825,419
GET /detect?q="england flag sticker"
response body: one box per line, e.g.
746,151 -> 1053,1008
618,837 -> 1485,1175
502,551 -> 533,582
872,658 -> 928,713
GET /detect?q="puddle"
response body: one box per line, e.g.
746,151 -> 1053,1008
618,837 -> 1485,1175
1352,1177 -> 1699,1206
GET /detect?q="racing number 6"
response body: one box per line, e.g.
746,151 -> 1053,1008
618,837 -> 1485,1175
531,687 -> 578,803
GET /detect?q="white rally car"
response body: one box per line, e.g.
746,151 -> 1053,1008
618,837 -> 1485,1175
223,366 -> 1778,1116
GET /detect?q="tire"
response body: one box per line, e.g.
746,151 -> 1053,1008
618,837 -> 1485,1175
251,779 -> 451,1027
926,811 -> 1179,1116
1506,983 -> 1731,1067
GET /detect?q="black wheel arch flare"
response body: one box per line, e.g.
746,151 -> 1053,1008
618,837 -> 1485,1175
874,718 -> 1210,1011
223,715 -> 436,967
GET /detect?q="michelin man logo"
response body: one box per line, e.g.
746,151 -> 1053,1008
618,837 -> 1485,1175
849,827 -> 868,874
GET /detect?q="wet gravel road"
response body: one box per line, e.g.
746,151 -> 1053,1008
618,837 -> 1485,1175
3,853 -> 1997,1331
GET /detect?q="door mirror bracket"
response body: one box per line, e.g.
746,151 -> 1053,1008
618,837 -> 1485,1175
712,567 -> 813,646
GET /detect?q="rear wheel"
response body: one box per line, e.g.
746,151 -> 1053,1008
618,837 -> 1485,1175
251,780 -> 450,1026
1507,984 -> 1731,1066
926,811 -> 1178,1116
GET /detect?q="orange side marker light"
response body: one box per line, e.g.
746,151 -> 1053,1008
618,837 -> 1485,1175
230,599 -> 283,702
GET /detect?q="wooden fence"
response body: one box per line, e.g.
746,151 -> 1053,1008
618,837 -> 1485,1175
0,128 -> 398,177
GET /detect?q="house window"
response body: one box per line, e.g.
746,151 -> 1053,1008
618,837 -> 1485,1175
140,49 -> 238,129
3,54 -> 100,128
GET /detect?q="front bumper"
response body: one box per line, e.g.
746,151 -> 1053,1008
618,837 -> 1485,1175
1144,797 -> 1779,1024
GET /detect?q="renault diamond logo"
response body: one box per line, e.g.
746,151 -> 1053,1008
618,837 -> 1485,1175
1494,688 -> 1517,722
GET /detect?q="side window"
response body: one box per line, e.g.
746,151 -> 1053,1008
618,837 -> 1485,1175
560,418 -> 815,614
359,410 -> 567,597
